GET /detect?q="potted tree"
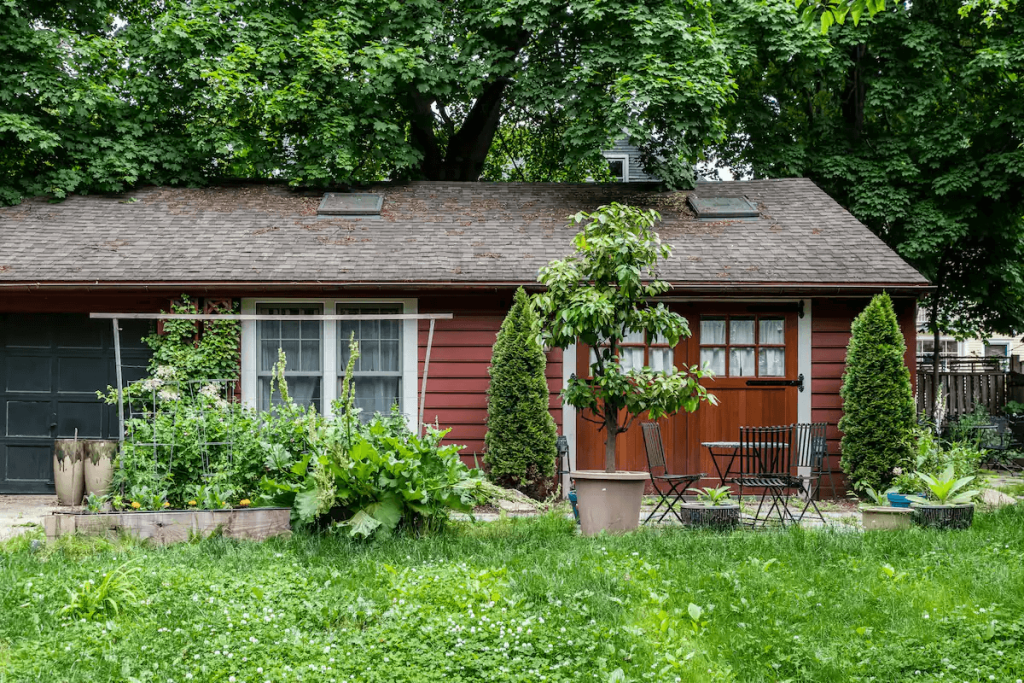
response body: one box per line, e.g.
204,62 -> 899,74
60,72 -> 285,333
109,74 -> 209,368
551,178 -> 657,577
908,465 -> 978,529
683,486 -> 739,529
534,203 -> 716,535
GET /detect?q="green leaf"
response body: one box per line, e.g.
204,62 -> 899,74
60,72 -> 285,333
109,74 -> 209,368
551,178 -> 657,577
293,488 -> 320,523
346,510 -> 383,538
688,603 -> 703,622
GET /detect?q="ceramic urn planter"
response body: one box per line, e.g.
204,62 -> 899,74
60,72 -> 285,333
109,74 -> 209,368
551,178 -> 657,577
84,440 -> 117,497
570,470 -> 649,535
53,439 -> 85,506
860,506 -> 914,530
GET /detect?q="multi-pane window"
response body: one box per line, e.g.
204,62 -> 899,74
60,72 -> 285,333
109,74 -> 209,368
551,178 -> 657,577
917,339 -> 958,356
589,330 -> 673,373
699,316 -> 785,377
338,304 -> 402,419
257,304 -> 322,411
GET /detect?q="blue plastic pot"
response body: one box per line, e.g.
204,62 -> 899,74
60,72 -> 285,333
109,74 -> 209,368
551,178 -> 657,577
887,492 -> 917,508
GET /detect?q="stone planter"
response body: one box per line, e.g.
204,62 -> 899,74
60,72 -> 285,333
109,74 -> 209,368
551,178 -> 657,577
53,439 -> 85,506
44,507 -> 291,545
913,503 -> 975,530
84,440 -> 117,497
860,506 -> 914,530
682,502 -> 740,529
571,470 -> 649,535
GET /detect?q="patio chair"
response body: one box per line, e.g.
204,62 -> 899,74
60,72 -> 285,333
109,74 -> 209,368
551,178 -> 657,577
641,422 -> 705,525
730,425 -> 818,527
792,422 -> 830,522
794,422 -> 836,499
970,418 -> 1020,473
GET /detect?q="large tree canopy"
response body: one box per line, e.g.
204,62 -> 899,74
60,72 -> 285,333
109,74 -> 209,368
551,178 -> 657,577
715,0 -> 1024,337
1,0 -> 740,202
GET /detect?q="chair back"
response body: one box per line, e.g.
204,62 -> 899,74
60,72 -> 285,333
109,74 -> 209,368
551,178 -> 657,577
738,425 -> 794,476
793,422 -> 828,472
641,422 -> 668,477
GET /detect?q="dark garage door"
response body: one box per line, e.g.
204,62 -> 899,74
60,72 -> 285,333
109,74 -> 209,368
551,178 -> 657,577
0,314 -> 150,494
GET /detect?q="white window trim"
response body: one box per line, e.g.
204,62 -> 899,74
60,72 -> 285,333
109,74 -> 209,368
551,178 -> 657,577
240,297 -> 418,425
602,153 -> 629,182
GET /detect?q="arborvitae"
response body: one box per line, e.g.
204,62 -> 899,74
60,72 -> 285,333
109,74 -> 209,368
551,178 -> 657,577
484,287 -> 558,499
839,292 -> 916,492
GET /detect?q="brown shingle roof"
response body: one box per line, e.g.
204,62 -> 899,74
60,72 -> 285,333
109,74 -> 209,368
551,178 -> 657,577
0,179 -> 928,288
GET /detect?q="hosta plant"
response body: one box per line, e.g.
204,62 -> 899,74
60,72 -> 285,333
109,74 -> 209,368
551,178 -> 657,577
687,486 -> 734,507
855,485 -> 896,507
907,466 -> 979,506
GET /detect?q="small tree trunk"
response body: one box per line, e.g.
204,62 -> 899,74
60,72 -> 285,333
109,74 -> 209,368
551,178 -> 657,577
931,296 -> 941,428
604,404 -> 619,473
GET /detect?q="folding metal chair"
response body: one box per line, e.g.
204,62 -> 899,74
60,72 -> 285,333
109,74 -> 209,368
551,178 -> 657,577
729,425 -> 795,527
641,422 -> 704,524
792,422 -> 829,524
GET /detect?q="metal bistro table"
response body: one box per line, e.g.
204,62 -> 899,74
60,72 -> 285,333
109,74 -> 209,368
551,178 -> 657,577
702,440 -> 791,487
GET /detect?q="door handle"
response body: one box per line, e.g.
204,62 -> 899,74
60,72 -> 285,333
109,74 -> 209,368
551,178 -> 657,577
745,373 -> 804,392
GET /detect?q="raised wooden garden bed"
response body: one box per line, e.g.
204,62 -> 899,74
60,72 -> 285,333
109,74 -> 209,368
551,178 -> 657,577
44,508 -> 291,545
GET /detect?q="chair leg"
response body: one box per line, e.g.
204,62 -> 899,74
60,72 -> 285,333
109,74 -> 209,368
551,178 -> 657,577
767,490 -> 790,527
658,481 -> 687,524
752,489 -> 771,527
796,481 -> 827,525
826,466 -> 838,500
644,490 -> 670,525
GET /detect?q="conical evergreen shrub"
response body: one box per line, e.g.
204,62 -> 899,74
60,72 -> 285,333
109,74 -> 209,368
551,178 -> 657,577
484,288 -> 558,499
839,292 -> 916,492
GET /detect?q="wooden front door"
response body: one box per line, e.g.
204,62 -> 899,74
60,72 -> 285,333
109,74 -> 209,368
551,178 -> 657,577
575,304 -> 800,483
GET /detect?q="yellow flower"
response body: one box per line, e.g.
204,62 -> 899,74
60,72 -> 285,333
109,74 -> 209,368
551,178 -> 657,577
239,499 -> 251,508
162,501 -> 170,508
187,500 -> 197,506
130,501 -> 141,509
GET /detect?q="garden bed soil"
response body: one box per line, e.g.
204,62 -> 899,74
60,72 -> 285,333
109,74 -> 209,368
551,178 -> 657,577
43,507 -> 291,545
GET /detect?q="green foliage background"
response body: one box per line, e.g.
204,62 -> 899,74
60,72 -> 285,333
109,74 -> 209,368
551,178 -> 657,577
839,293 -> 916,491
483,288 -> 558,500
715,0 -> 1024,337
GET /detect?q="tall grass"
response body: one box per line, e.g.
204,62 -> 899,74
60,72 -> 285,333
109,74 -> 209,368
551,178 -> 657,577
1,508 -> 1022,682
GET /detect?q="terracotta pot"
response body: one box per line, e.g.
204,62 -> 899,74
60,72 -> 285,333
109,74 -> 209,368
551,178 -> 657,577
913,503 -> 975,530
682,502 -> 740,529
84,440 -> 117,497
53,439 -> 85,506
860,506 -> 914,530
571,470 -> 648,535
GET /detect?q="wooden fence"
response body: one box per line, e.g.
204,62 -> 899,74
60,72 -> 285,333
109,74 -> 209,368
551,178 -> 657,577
917,357 -> 1024,423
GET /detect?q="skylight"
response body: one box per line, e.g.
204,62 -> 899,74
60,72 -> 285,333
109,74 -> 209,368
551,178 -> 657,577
687,196 -> 759,220
317,193 -> 383,216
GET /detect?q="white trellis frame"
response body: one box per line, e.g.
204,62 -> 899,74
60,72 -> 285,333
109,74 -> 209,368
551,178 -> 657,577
89,311 -> 453,440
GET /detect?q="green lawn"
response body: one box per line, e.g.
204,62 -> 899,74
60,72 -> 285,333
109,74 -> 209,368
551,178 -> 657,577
2,508 -> 1023,683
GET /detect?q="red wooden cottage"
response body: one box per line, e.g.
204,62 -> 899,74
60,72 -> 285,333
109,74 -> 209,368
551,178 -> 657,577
0,180 -> 929,495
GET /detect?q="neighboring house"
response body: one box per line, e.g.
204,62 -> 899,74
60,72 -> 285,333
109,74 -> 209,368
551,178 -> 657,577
0,179 -> 929,495
600,140 -> 661,183
916,309 -> 1024,371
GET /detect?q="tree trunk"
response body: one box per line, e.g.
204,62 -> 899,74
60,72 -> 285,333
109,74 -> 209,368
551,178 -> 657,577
409,29 -> 531,181
931,294 -> 941,428
604,404 -> 619,473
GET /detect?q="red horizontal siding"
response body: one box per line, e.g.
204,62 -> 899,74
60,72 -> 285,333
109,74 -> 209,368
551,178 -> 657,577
811,297 -> 919,496
418,316 -> 563,465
